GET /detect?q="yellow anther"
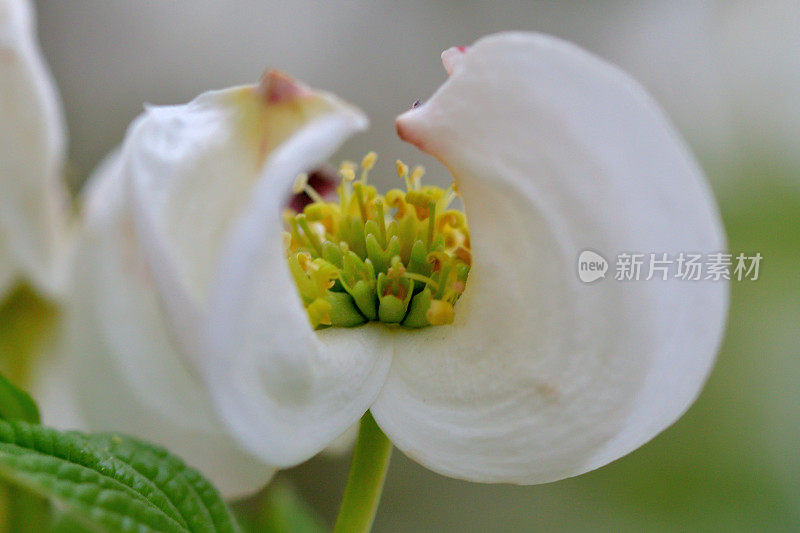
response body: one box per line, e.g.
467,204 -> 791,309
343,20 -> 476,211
395,160 -> 409,178
306,298 -> 332,328
360,151 -> 378,183
409,165 -> 425,189
304,203 -> 340,235
426,300 -> 455,325
282,231 -> 292,251
361,151 -> 378,170
339,160 -> 357,182
396,160 -> 412,190
438,210 -> 467,232
385,189 -> 409,219
438,210 -> 469,249
292,173 -> 308,195
427,251 -> 451,271
292,172 -> 325,203
297,251 -> 313,271
404,190 -> 436,220
454,246 -> 472,265
444,231 -> 467,250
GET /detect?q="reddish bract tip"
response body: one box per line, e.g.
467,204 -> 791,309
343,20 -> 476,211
258,69 -> 309,103
441,46 -> 468,76
395,113 -> 425,151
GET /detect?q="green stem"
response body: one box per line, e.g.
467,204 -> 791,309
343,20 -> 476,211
333,411 -> 392,533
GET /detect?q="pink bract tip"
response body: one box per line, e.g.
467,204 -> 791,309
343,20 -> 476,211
258,70 -> 309,103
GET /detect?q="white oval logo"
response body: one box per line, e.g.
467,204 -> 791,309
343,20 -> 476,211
578,250 -> 608,283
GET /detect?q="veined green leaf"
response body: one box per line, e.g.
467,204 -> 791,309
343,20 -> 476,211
0,419 -> 241,532
0,372 -> 39,424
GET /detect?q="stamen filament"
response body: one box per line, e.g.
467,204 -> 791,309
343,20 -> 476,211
293,173 -> 325,205
374,198 -> 387,244
360,151 -> 377,183
396,160 -> 411,190
410,165 -> 425,190
297,214 -> 323,256
434,262 -> 454,300
303,184 -> 325,204
402,271 -> 440,291
427,200 -> 437,249
353,182 -> 369,221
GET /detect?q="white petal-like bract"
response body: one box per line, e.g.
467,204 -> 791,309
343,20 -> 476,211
201,79 -> 393,468
67,151 -> 274,498
0,0 -> 71,298
68,72 -> 391,492
375,32 -> 727,483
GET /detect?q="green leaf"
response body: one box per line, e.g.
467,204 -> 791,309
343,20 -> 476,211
0,419 -> 241,532
0,372 -> 39,423
235,480 -> 326,533
0,479 -> 52,532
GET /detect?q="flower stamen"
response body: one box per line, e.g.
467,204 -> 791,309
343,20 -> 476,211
285,153 -> 471,329
292,172 -> 326,204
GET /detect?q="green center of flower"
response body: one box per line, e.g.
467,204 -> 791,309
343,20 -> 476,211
285,152 -> 471,329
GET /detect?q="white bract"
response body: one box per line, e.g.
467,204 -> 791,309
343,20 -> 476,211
67,32 -> 727,496
0,0 -> 72,299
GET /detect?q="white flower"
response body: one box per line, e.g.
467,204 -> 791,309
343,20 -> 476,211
66,32 -> 727,497
0,0 -> 72,299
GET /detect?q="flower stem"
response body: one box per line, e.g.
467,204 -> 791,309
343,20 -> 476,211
333,410 -> 392,533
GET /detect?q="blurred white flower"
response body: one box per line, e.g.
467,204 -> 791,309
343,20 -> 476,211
0,0 -> 72,299
66,32 -> 727,497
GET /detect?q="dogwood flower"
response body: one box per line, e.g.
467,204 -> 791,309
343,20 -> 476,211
67,32 -> 727,497
0,0 -> 72,299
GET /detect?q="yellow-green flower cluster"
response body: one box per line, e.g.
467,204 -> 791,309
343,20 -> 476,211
285,153 -> 471,329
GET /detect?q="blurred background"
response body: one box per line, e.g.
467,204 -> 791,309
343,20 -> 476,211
14,0 -> 800,530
